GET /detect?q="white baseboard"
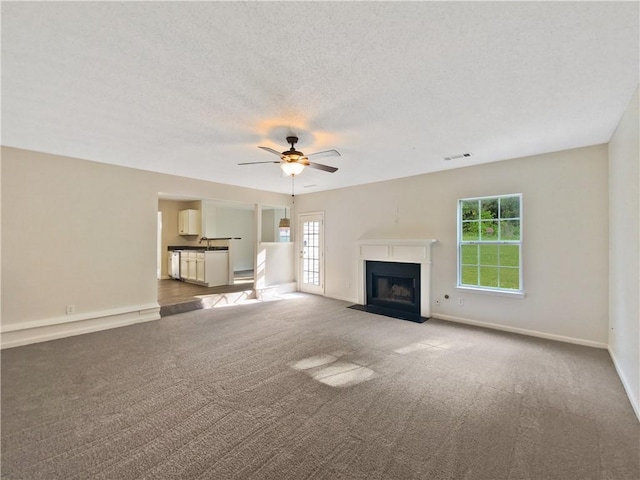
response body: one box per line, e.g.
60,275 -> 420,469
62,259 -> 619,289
328,294 -> 359,304
1,303 -> 160,349
432,313 -> 608,349
256,282 -> 297,299
608,347 -> 640,422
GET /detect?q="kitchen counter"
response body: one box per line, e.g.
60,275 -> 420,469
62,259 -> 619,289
168,237 -> 241,252
168,238 -> 239,286
168,245 -> 228,251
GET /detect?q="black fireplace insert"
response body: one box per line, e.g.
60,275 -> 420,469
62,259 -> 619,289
363,260 -> 424,323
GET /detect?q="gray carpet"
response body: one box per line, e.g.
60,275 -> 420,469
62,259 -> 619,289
2,294 -> 638,479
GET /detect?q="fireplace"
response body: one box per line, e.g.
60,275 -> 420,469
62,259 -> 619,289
366,261 -> 421,321
355,237 -> 436,322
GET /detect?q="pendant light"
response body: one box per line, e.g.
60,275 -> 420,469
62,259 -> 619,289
278,208 -> 290,228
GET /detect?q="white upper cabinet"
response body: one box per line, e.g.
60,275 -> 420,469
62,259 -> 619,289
178,209 -> 200,235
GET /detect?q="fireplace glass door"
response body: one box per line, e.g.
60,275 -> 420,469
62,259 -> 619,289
366,261 -> 420,318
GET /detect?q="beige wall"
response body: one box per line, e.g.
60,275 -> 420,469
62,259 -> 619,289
261,209 -> 276,242
608,87 -> 639,418
0,142 -> 624,351
295,145 -> 610,346
214,206 -> 255,271
1,147 -> 289,328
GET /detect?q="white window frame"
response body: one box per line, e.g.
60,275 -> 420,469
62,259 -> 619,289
457,193 -> 524,298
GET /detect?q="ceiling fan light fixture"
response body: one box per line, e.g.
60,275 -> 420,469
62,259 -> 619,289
281,161 -> 305,176
246,136 -> 339,176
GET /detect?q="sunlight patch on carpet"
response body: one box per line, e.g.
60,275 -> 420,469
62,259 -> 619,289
316,366 -> 376,387
291,354 -> 338,371
291,354 -> 376,388
393,342 -> 432,355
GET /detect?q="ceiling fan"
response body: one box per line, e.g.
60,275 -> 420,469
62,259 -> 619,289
239,136 -> 340,176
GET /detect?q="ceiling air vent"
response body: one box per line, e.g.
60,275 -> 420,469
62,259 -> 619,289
444,153 -> 471,161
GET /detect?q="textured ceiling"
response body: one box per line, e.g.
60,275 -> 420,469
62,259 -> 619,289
2,2 -> 638,195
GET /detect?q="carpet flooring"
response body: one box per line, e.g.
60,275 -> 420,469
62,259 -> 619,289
1,294 -> 638,479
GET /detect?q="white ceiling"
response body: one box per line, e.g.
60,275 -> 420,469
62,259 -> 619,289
2,2 -> 638,195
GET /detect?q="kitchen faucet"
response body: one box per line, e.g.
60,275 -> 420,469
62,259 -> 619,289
200,237 -> 213,249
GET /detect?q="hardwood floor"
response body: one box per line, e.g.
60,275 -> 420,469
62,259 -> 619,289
158,271 -> 254,306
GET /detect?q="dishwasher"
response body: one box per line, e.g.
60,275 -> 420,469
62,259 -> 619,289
169,251 -> 181,279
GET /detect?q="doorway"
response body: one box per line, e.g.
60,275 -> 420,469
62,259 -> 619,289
157,211 -> 162,279
299,212 -> 324,295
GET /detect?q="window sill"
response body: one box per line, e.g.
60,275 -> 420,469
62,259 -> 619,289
455,286 -> 526,299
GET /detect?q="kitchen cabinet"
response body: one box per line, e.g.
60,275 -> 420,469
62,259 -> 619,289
178,209 -> 200,235
172,249 -> 229,287
204,250 -> 229,286
180,253 -> 189,279
196,252 -> 206,283
187,251 -> 197,281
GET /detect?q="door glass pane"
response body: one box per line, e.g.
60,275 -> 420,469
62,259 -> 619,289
302,220 -> 320,286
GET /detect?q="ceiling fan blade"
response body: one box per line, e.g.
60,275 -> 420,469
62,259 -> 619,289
258,146 -> 283,156
306,149 -> 341,159
307,162 -> 338,173
238,161 -> 281,165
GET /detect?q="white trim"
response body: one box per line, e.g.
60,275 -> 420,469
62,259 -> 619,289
1,303 -> 161,349
1,303 -> 160,333
608,347 -> 640,422
457,193 -> 523,293
356,238 -> 438,246
330,294 -> 359,304
298,212 -> 325,296
255,282 -> 298,299
357,238 -> 437,318
432,313 -> 608,349
455,286 -> 526,299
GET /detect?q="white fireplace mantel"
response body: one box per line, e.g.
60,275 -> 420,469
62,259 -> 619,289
357,238 -> 437,318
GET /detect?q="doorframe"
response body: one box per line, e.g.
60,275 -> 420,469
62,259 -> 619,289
157,211 -> 163,279
298,211 -> 325,295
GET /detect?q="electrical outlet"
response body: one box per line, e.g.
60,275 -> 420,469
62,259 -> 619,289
457,298 -> 464,306
66,304 -> 76,315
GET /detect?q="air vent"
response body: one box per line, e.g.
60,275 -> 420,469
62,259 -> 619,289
444,153 -> 471,161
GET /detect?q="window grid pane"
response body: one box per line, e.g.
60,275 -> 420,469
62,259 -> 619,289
458,195 -> 522,292
302,220 -> 320,286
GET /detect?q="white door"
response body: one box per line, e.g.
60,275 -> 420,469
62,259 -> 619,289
299,213 -> 324,295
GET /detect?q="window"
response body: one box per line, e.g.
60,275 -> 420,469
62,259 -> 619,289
458,194 -> 522,294
279,227 -> 291,242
